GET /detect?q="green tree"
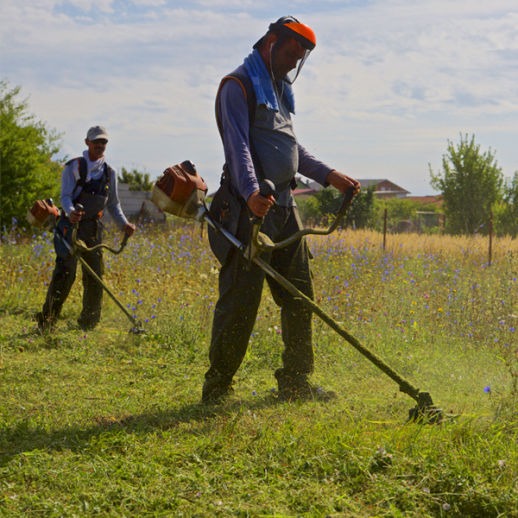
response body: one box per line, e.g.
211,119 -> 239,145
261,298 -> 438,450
429,134 -> 504,235
345,186 -> 376,229
493,172 -> 518,237
383,197 -> 417,222
297,195 -> 320,225
0,81 -> 62,230
313,187 -> 377,229
118,167 -> 153,191
316,186 -> 342,216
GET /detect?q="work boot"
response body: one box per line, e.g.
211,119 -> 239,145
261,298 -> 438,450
77,318 -> 98,331
35,312 -> 55,332
201,372 -> 234,404
275,369 -> 337,402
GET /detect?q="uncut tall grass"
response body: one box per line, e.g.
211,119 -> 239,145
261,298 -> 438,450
0,221 -> 516,517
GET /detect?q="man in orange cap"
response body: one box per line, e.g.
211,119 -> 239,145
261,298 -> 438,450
204,16 -> 360,403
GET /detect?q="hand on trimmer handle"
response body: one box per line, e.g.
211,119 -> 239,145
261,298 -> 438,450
71,203 -> 134,254
338,185 -> 358,215
120,221 -> 137,250
70,203 -> 85,224
259,179 -> 277,199
247,179 -> 277,218
246,180 -> 277,264
123,222 -> 136,238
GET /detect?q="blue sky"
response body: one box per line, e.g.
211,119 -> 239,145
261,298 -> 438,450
2,0 -> 517,195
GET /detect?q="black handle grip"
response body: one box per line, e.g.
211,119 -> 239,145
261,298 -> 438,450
259,179 -> 277,199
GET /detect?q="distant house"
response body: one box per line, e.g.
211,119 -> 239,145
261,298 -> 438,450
292,177 -> 410,199
354,179 -> 410,198
102,183 -> 166,224
406,195 -> 443,207
292,177 -> 323,197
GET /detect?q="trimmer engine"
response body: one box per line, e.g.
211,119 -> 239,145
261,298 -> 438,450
151,160 -> 208,219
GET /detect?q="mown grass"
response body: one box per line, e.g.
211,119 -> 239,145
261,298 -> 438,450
0,221 -> 516,517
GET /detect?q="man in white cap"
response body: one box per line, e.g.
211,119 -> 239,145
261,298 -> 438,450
36,126 -> 136,331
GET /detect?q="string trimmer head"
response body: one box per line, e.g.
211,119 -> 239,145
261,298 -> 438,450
408,391 -> 444,424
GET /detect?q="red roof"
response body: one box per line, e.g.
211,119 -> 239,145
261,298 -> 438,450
406,195 -> 443,206
292,188 -> 318,196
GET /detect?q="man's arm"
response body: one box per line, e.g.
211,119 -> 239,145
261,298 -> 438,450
218,80 -> 274,216
297,144 -> 333,185
218,80 -> 258,200
326,169 -> 361,194
106,169 -> 135,235
298,144 -> 360,194
60,162 -> 78,218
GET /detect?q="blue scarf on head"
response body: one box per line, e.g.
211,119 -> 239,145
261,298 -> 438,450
243,49 -> 295,114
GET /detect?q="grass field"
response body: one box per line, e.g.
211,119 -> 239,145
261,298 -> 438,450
0,222 -> 516,517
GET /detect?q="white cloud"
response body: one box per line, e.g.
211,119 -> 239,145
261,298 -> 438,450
1,0 -> 517,194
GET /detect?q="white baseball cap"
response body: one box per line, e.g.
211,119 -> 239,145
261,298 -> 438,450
86,125 -> 109,141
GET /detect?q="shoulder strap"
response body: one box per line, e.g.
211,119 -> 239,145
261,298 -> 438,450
215,72 -> 266,184
65,157 -> 87,198
104,163 -> 112,191
215,73 -> 256,139
77,157 -> 88,187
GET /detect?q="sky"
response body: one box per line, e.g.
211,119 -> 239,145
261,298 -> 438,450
1,0 -> 517,196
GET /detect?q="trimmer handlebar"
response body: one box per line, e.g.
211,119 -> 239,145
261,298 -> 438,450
252,185 -> 356,253
70,204 -> 130,255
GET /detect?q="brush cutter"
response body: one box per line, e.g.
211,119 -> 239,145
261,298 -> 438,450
53,206 -> 145,334
152,161 -> 444,423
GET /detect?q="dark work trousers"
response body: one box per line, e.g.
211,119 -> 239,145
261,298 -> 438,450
42,218 -> 104,327
206,204 -> 314,385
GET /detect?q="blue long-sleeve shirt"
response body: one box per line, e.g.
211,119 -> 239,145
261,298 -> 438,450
60,151 -> 129,229
218,67 -> 333,207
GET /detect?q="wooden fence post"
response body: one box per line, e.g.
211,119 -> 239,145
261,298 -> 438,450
488,210 -> 493,266
383,208 -> 387,251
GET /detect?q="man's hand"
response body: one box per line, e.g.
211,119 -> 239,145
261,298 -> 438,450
326,170 -> 361,195
123,222 -> 136,237
69,208 -> 84,224
247,190 -> 276,218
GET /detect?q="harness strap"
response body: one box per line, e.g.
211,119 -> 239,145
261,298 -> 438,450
215,73 -> 266,186
215,73 -> 256,140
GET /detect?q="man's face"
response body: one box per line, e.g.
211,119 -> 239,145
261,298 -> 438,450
85,138 -> 107,161
271,37 -> 307,80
